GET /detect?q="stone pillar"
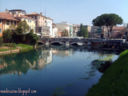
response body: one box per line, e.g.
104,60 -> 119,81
65,41 -> 70,47
45,41 -> 50,46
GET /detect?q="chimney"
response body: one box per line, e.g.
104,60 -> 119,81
5,9 -> 9,13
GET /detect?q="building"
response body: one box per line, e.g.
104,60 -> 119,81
7,9 -> 26,17
73,24 -> 80,37
26,12 -> 46,37
26,12 -> 53,37
90,26 -> 126,39
52,23 -> 58,38
0,12 -> 18,37
56,22 -> 74,37
15,15 -> 36,33
41,16 -> 53,37
111,26 -> 126,38
46,17 -> 53,37
7,10 -> 36,34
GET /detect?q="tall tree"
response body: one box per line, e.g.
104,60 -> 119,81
78,24 -> 88,38
92,13 -> 123,38
16,20 -> 29,35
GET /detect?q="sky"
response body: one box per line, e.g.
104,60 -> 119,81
0,0 -> 127,25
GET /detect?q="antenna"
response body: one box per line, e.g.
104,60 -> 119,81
44,0 -> 47,16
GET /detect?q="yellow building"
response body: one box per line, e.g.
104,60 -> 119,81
16,15 -> 36,33
0,12 -> 18,37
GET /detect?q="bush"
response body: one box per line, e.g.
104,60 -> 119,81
3,21 -> 39,46
0,37 -> 3,46
3,29 -> 13,43
26,32 -> 39,45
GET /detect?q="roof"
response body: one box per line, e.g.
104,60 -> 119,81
46,17 -> 53,20
0,12 -> 18,21
26,12 -> 41,16
26,13 -> 53,20
16,15 -> 35,20
9,9 -> 26,12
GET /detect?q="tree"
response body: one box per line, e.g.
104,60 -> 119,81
14,21 -> 30,43
77,24 -> 88,38
93,13 -> 123,38
3,29 -> 13,43
0,37 -> 3,46
26,30 -> 39,46
16,21 -> 29,35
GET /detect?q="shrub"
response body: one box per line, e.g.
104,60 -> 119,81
0,37 -> 3,46
3,29 -> 13,43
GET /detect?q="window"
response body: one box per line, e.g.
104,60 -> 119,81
6,20 -> 10,25
0,20 -> 2,24
0,28 -> 1,33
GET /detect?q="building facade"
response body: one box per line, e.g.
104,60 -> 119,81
52,23 -> 58,38
8,9 -> 26,16
0,12 -> 18,37
73,24 -> 80,37
16,15 -> 36,33
26,12 -> 46,37
26,13 -> 53,37
56,22 -> 74,37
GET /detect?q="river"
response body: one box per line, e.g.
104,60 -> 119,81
0,47 -> 118,96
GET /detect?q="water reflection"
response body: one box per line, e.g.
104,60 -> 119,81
0,48 -> 75,75
0,47 -> 119,96
0,47 -> 118,76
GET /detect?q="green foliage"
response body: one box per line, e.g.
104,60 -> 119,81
2,43 -> 16,48
16,44 -> 33,52
86,50 -> 128,96
0,37 -> 3,46
93,13 -> 123,27
3,21 -> 38,46
3,29 -> 13,43
78,24 -> 88,38
92,13 -> 123,38
26,31 -> 39,45
0,49 -> 39,74
16,21 -> 29,35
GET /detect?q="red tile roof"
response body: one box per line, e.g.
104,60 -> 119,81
15,15 -> 34,20
26,12 -> 41,16
0,12 -> 18,21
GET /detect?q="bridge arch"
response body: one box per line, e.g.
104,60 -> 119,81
70,42 -> 84,46
38,41 -> 44,45
50,41 -> 64,46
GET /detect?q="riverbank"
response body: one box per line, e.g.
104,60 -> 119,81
0,43 -> 34,55
86,50 -> 128,96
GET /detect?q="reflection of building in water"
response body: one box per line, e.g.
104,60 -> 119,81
30,50 -> 53,70
0,63 -> 7,70
52,49 -> 73,57
0,50 -> 53,75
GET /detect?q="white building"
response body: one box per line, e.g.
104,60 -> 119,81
52,23 -> 58,38
45,17 -> 53,37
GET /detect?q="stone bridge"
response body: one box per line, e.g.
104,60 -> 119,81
38,37 -> 126,49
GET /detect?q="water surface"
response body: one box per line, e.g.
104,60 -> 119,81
0,47 -> 118,96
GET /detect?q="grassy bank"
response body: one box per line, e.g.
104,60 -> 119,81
86,50 -> 128,96
16,44 -> 34,52
0,43 -> 34,55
